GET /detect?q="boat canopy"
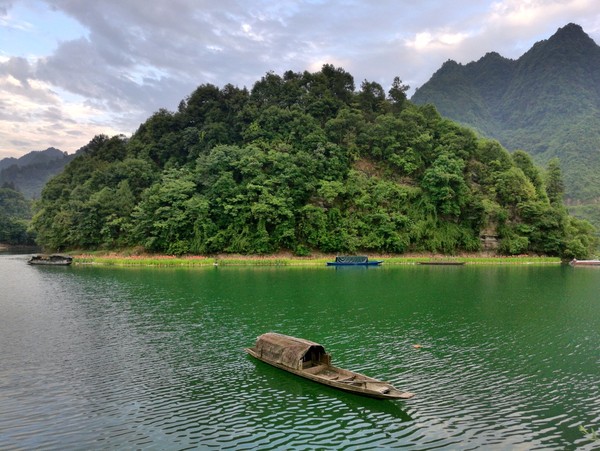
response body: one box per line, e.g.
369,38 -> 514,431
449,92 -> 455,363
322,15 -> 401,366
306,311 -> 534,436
28,254 -> 73,264
253,333 -> 328,370
335,256 -> 368,264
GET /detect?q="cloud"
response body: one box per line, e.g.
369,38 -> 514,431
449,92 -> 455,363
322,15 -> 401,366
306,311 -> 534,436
0,58 -> 127,155
1,0 -> 600,158
489,0 -> 593,27
405,30 -> 471,51
0,1 -> 18,26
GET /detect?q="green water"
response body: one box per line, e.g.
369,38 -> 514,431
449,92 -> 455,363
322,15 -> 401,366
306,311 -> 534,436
1,254 -> 598,449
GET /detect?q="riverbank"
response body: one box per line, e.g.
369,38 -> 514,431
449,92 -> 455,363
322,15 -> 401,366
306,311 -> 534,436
71,251 -> 562,267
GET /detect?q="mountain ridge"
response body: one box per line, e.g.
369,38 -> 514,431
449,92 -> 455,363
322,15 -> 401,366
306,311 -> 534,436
0,147 -> 66,170
411,23 -> 600,229
0,147 -> 74,198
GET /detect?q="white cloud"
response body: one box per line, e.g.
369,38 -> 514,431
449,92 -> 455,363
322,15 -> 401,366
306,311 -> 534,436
1,0 -> 600,159
489,0 -> 593,27
0,73 -> 126,153
406,30 -> 471,51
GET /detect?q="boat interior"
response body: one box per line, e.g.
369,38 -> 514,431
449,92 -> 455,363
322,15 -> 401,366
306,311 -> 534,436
301,347 -> 331,369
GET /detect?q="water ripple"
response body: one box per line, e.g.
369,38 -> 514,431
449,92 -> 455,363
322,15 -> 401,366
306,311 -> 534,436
1,260 -> 599,449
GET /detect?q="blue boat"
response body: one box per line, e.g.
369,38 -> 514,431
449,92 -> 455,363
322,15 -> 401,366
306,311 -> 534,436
326,256 -> 383,266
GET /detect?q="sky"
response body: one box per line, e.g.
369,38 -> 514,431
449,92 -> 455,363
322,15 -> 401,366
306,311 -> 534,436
1,0 -> 599,159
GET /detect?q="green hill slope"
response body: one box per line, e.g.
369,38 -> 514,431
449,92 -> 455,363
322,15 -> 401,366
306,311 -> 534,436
30,65 -> 596,258
0,148 -> 74,199
0,186 -> 34,245
412,23 -> 600,228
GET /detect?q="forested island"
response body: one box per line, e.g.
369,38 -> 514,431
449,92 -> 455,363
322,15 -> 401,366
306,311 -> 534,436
30,65 -> 597,258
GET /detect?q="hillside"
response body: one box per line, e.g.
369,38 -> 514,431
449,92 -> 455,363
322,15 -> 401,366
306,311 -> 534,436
0,186 -> 34,245
30,65 -> 596,258
411,23 -> 600,228
0,147 -> 74,198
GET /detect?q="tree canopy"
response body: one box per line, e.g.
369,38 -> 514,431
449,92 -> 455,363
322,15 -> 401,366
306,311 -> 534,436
0,185 -> 35,245
30,65 -> 597,258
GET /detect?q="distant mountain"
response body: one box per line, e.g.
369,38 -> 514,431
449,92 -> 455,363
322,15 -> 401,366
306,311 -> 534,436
0,147 -> 75,198
0,147 -> 65,170
412,23 -> 600,227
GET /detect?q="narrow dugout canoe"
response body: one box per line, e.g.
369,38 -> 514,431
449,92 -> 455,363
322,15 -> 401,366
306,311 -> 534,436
245,333 -> 414,400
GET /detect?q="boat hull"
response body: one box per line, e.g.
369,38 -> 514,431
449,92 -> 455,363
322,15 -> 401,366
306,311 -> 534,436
326,261 -> 383,266
569,259 -> 600,266
245,347 -> 413,400
27,254 -> 73,266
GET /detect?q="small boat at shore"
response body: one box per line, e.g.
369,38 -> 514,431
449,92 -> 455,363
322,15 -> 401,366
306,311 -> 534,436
245,333 -> 414,400
28,254 -> 73,266
326,256 -> 383,266
569,259 -> 600,266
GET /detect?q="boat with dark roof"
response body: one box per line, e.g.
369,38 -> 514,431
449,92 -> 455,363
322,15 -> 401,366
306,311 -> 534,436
245,332 -> 414,400
27,254 -> 73,266
326,256 -> 383,266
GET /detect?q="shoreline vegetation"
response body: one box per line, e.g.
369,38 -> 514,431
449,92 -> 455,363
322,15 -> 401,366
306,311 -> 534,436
71,251 -> 561,267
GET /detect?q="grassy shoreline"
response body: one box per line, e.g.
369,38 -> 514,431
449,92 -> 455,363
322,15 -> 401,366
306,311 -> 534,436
71,251 -> 562,267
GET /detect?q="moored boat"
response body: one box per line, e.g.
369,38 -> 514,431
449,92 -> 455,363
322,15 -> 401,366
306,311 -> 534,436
28,254 -> 73,266
245,332 -> 414,400
326,256 -> 383,266
569,259 -> 600,266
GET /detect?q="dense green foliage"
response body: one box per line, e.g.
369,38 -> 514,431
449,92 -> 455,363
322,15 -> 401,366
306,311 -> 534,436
0,184 -> 35,245
0,147 -> 74,199
31,65 -> 596,258
412,23 -> 600,232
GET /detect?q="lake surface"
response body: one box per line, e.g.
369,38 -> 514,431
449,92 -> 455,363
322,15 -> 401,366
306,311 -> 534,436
1,253 -> 598,450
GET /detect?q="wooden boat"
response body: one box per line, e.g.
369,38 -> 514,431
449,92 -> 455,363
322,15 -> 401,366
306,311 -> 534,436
28,254 -> 73,266
569,259 -> 600,266
245,332 -> 414,400
326,256 -> 383,266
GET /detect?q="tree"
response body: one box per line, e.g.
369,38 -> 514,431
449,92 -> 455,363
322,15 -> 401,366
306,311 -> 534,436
358,80 -> 387,117
301,64 -> 355,123
512,150 -> 547,199
131,169 -> 197,254
494,167 -> 537,206
388,76 -> 410,112
0,187 -> 34,245
546,157 -> 565,204
421,152 -> 469,216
